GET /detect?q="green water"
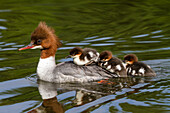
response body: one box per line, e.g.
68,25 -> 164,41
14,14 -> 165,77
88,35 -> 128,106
0,0 -> 169,113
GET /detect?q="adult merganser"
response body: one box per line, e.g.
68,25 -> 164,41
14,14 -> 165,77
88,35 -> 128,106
19,22 -> 118,83
66,47 -> 99,66
123,54 -> 156,76
98,51 -> 127,77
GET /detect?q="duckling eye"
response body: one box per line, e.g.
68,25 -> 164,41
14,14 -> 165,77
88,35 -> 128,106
37,39 -> 42,44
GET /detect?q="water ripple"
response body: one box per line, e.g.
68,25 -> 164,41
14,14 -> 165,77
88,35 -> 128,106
0,10 -> 11,12
150,35 -> 164,38
0,58 -> 7,61
0,42 -> 23,51
135,41 -> 161,43
0,26 -> 7,30
0,19 -> 7,22
105,40 -> 126,43
66,42 -> 90,46
66,95 -> 116,113
91,43 -> 115,46
82,37 -> 113,43
85,36 -> 98,40
12,45 -> 25,47
151,30 -> 163,34
0,42 -> 5,44
91,98 -> 150,113
58,47 -> 75,50
57,58 -> 72,62
0,48 -> 18,51
57,91 -> 76,101
122,47 -> 170,54
0,43 -> 16,47
0,78 -> 35,92
0,67 -> 14,71
131,34 -> 149,38
0,101 -> 38,113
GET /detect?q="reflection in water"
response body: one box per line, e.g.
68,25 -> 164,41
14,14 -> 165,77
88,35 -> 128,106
28,80 -> 64,113
0,0 -> 170,112
28,97 -> 64,113
28,77 -> 154,113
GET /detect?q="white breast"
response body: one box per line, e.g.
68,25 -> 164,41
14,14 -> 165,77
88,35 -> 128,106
37,56 -> 56,81
73,56 -> 89,65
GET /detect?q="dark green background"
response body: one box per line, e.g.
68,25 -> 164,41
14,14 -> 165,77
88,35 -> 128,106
0,0 -> 169,112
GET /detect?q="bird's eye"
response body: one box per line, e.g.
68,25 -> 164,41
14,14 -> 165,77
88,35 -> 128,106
37,39 -> 42,44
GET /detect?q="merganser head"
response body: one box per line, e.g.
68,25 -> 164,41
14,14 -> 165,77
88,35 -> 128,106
123,54 -> 138,65
99,51 -> 112,62
19,22 -> 62,58
19,22 -> 62,51
67,47 -> 83,58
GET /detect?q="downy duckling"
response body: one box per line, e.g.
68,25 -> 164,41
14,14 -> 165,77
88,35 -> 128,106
123,54 -> 156,76
98,51 -> 127,77
67,47 -> 99,66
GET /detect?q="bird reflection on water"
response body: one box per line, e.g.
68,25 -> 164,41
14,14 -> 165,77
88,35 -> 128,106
27,76 -> 153,113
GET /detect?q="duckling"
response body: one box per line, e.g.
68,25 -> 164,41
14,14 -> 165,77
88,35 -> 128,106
67,47 -> 99,66
123,54 -> 156,76
98,51 -> 127,77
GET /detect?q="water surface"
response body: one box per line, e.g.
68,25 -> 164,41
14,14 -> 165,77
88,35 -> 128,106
0,0 -> 169,113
